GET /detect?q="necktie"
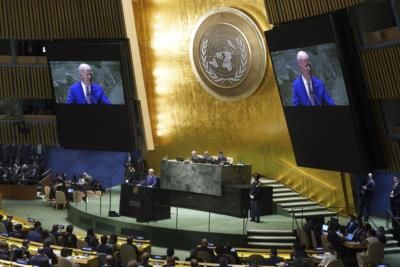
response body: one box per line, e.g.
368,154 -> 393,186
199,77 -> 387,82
86,87 -> 91,104
307,81 -> 315,106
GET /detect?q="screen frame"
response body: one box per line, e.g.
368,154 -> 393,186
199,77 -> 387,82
46,39 -> 140,151
265,12 -> 383,172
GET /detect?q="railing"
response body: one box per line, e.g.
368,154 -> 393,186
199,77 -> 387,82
386,209 -> 400,229
275,159 -> 336,208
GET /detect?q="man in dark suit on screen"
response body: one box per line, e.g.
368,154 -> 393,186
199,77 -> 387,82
292,51 -> 335,106
390,176 -> 400,217
66,63 -> 111,104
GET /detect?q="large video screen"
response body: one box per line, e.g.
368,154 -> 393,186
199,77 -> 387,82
50,61 -> 125,105
271,43 -> 349,107
47,41 -> 137,151
266,13 -> 376,172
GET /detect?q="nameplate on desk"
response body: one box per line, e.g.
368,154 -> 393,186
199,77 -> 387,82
129,200 -> 141,208
81,247 -> 93,251
1,233 -> 9,237
16,259 -> 29,264
28,217 -> 36,223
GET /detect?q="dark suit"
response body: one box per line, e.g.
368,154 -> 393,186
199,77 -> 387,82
66,81 -> 111,104
96,244 -> 113,255
29,254 -> 50,267
390,182 -> 400,217
292,76 -> 335,106
250,180 -> 262,222
359,179 -> 375,221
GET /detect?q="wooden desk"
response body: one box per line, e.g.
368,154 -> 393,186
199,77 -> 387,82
0,235 -> 98,267
0,185 -> 37,200
0,259 -> 33,267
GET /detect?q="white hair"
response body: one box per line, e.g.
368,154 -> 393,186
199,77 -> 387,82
149,168 -> 155,173
79,63 -> 92,72
296,51 -> 309,62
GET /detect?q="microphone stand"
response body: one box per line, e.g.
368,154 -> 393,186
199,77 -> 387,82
108,169 -> 119,214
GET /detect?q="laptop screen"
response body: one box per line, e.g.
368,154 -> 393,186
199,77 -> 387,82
345,233 -> 354,241
322,224 -> 328,231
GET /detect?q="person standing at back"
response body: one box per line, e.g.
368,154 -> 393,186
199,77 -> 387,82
359,173 -> 375,222
250,174 -> 262,223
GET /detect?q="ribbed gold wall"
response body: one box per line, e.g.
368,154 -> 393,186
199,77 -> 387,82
0,0 -> 126,39
131,0 -> 355,213
264,0 -> 365,24
0,65 -> 52,99
362,46 -> 400,99
0,120 -> 57,145
361,46 -> 400,171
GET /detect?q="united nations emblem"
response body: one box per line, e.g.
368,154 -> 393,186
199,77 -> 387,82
190,7 -> 267,101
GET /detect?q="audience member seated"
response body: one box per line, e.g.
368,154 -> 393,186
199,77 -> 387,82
20,240 -> 31,259
224,243 -> 239,264
127,259 -> 139,267
2,216 -> 14,233
104,254 -> 115,267
292,243 -> 308,260
318,243 -> 337,267
29,248 -> 50,267
42,240 -> 57,265
10,223 -> 25,239
139,252 -> 152,267
163,256 -> 176,267
264,247 -> 284,265
0,145 -> 45,185
356,229 -> 380,267
27,221 -> 43,242
42,229 -> 55,245
326,222 -> 343,252
85,228 -> 99,248
50,224 -> 62,241
212,245 -> 227,263
217,257 -> 229,267
185,249 -> 198,262
196,238 -> 215,257
376,226 -> 387,244
60,247 -> 73,261
107,233 -> 119,252
166,247 -> 179,261
345,215 -> 357,234
97,235 -> 113,255
59,225 -> 77,248
190,258 -> 199,267
0,240 -> 10,260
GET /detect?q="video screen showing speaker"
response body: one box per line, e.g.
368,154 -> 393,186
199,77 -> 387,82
266,13 -> 373,172
50,61 -> 125,105
47,41 -> 137,151
271,43 -> 349,107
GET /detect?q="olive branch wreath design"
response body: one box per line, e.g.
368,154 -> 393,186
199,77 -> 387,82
200,37 -> 248,86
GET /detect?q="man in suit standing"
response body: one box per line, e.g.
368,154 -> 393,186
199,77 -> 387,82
66,63 -> 111,104
250,174 -> 262,223
292,51 -> 335,106
359,173 -> 375,222
390,176 -> 400,217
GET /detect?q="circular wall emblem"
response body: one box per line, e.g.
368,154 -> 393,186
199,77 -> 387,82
190,7 -> 267,101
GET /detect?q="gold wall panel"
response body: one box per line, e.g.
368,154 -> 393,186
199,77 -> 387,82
359,45 -> 400,171
0,65 -> 52,99
0,119 -> 57,145
361,46 -> 400,100
131,0 -> 355,213
264,0 -> 365,24
0,0 -> 125,39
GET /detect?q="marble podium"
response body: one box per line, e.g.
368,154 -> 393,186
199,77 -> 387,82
160,160 -> 251,196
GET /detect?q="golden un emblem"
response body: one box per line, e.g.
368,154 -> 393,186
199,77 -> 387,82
190,7 -> 267,101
